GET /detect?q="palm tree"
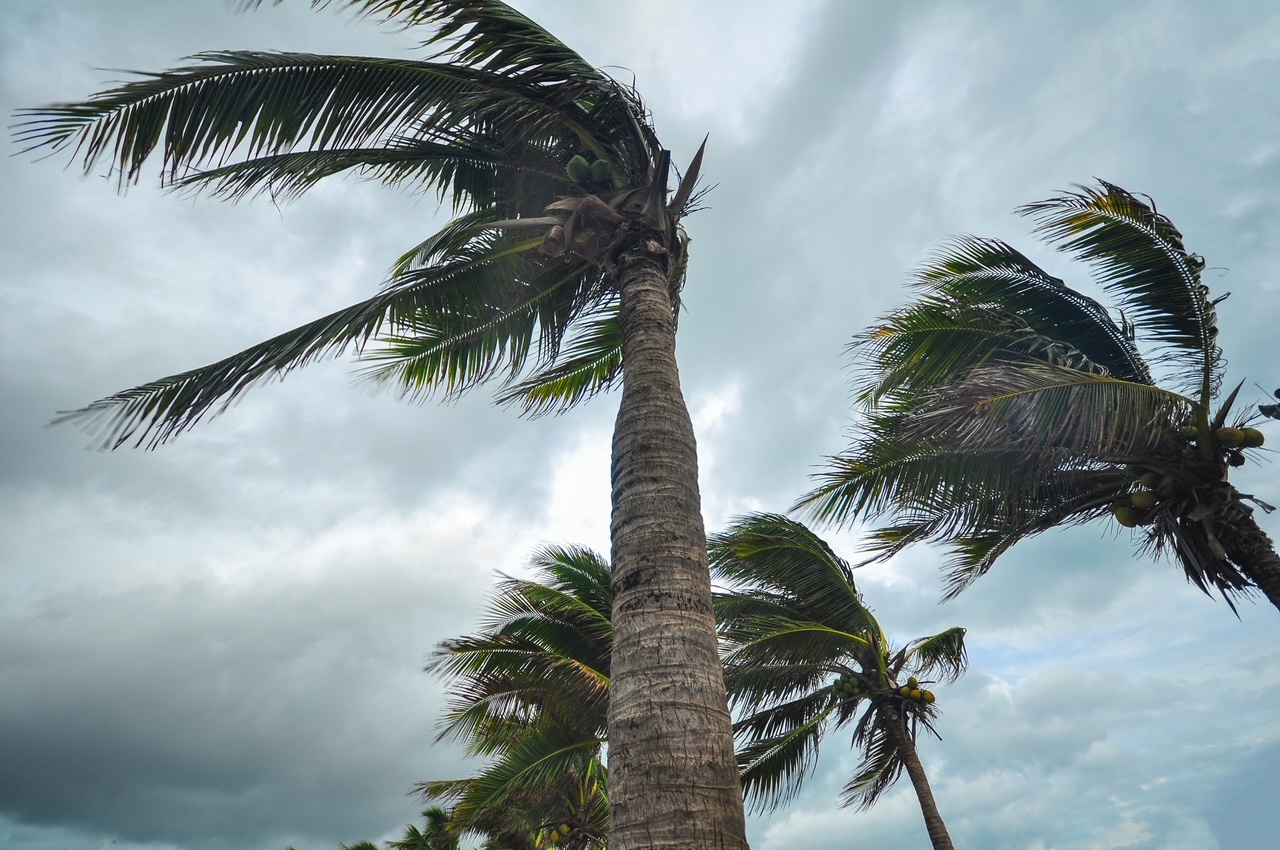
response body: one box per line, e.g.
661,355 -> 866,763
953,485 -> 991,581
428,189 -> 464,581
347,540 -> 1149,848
708,513 -> 968,850
14,2 -> 744,845
424,544 -> 610,850
800,181 -> 1280,611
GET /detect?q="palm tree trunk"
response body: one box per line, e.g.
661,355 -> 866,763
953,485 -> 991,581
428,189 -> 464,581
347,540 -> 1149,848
607,230 -> 749,850
884,710 -> 955,850
1218,493 -> 1280,612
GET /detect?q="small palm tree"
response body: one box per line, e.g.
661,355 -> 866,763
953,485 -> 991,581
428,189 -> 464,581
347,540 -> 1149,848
709,513 -> 968,850
15,2 -> 744,843
800,181 -> 1280,611
424,545 -> 610,850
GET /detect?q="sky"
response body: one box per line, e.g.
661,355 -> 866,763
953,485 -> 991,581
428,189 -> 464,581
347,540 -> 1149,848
2,1 -> 1279,849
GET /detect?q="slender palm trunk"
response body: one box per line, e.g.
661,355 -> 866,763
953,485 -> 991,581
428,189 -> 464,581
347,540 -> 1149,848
608,228 -> 749,850
884,709 -> 955,850
1218,493 -> 1280,612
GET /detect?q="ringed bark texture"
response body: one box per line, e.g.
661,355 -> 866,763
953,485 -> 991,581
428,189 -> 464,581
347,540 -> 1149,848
1218,493 -> 1280,612
884,709 -> 955,850
608,233 -> 749,850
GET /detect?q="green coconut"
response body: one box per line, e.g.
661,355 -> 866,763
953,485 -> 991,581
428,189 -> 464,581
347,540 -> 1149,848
565,154 -> 590,183
1138,471 -> 1162,489
589,157 -> 613,186
1130,490 -> 1158,510
1178,425 -> 1199,439
1242,427 -> 1266,448
1113,505 -> 1143,528
1215,427 -> 1246,447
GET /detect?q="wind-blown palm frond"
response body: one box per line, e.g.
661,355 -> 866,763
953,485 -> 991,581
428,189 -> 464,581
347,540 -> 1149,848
805,181 -> 1280,610
1019,181 -> 1220,398
711,513 -> 966,839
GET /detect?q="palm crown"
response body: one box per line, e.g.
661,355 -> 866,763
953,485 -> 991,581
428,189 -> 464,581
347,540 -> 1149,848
800,182 -> 1279,609
15,0 -> 700,447
709,513 -> 967,850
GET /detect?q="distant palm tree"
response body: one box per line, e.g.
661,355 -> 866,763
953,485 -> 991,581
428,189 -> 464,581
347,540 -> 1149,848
800,181 -> 1280,610
425,544 -> 610,850
15,2 -> 744,843
710,513 -> 968,850
388,806 -> 461,850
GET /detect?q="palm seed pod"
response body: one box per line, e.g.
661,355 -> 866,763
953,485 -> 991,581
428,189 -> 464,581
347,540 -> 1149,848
923,690 -> 936,704
589,157 -> 613,186
1215,426 -> 1246,447
1178,425 -> 1199,439
566,154 -> 590,183
1242,427 -> 1266,448
1130,490 -> 1158,510
1112,504 -> 1142,528
1138,471 -> 1162,489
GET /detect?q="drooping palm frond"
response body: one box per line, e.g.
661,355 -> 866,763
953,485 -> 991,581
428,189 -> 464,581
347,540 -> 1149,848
733,691 -> 837,812
1019,181 -> 1221,398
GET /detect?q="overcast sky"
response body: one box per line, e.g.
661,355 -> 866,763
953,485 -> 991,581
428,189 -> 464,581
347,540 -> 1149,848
3,2 -> 1279,849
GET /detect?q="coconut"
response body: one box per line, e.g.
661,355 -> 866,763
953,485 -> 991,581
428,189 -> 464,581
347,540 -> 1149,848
1130,490 -> 1158,510
1112,505 -> 1142,528
907,676 -> 919,688
1178,425 -> 1199,439
899,685 -> 912,697
1215,427 -> 1246,447
923,690 -> 936,704
1242,428 -> 1266,448
1138,471 -> 1162,489
909,688 -> 924,701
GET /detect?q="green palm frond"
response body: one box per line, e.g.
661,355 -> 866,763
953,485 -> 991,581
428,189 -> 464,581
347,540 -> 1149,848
734,694 -> 836,813
429,545 -> 610,754
1019,181 -> 1220,398
811,180 -> 1279,607
903,361 -> 1194,455
903,627 -> 968,684
709,514 -> 880,636
843,710 -> 904,810
496,312 -> 623,416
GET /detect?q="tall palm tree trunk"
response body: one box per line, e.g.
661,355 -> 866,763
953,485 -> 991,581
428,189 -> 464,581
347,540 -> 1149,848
883,709 -> 955,850
608,230 -> 749,850
1217,494 -> 1280,611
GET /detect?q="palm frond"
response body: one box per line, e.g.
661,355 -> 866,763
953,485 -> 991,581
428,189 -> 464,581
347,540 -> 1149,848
709,514 -> 878,636
913,235 -> 1152,383
904,361 -> 1194,456
904,627 -> 968,684
1019,181 -> 1221,398
734,695 -> 837,813
842,710 -> 905,810
496,311 -> 623,416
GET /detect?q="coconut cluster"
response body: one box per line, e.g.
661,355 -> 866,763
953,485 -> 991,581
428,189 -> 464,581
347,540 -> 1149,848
831,672 -> 866,699
1111,424 -> 1267,528
897,676 -> 936,705
535,823 -> 574,849
565,154 -> 622,193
